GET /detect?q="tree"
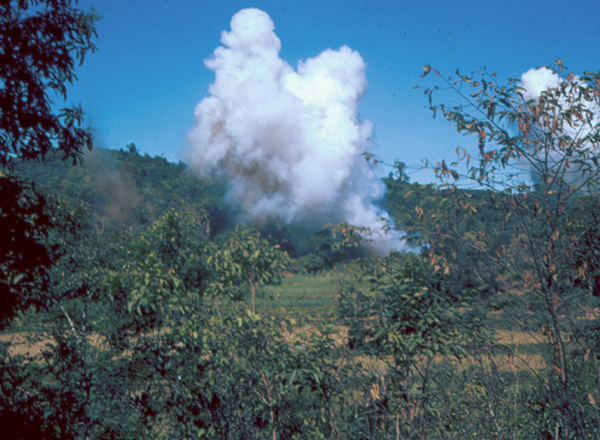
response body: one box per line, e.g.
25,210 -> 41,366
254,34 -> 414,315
421,61 -> 600,438
101,216 -> 346,439
384,174 -> 508,300
207,226 -> 289,314
0,0 -> 98,326
0,176 -> 54,327
0,2 -> 100,434
0,0 -> 98,168
339,254 -> 487,438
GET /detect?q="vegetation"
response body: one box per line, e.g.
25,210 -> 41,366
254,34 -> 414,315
1,0 -> 98,329
0,0 -> 97,168
207,226 -> 290,313
417,61 -> 600,438
3,2 -> 600,438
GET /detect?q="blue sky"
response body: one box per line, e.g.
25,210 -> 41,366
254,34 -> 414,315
68,0 -> 600,183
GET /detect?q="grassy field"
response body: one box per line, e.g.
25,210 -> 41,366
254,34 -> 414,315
1,266 -> 551,375
258,269 -> 355,318
258,268 -> 551,375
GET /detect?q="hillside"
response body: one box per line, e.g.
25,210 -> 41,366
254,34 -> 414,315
13,147 -> 228,235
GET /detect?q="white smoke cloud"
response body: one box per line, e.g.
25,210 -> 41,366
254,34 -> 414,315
519,67 -> 561,102
185,8 -> 405,253
517,67 -> 600,191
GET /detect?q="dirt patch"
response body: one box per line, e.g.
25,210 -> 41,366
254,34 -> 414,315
0,331 -> 54,357
0,332 -> 105,358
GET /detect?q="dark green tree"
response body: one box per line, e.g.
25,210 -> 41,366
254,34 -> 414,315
0,0 -> 98,167
0,2 -> 99,436
0,0 -> 98,326
0,177 -> 53,327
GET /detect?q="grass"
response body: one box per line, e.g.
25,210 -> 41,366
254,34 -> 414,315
257,267 -> 556,377
258,269 -> 356,317
2,264 -> 556,377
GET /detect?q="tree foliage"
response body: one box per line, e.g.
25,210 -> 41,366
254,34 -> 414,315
207,226 -> 289,313
0,0 -> 98,328
0,0 -> 98,168
421,61 -> 600,438
0,174 -> 54,328
339,255 -> 489,438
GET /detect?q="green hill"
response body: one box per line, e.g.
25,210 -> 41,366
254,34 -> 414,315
13,147 -> 228,235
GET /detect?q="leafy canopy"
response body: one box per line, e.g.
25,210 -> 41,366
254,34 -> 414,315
0,0 -> 98,327
0,0 -> 99,168
421,61 -> 600,438
207,226 -> 289,313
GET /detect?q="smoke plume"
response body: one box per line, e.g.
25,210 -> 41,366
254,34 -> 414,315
85,148 -> 140,224
518,67 -> 561,102
518,67 -> 600,191
185,8 -> 403,253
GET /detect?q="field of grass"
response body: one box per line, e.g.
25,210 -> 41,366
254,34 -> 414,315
2,266 -> 552,377
258,269 -> 356,318
258,268 -> 553,376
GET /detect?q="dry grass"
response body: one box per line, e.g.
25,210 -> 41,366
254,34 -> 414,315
0,331 -> 53,357
495,329 -> 545,345
0,331 -> 105,358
